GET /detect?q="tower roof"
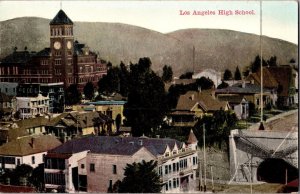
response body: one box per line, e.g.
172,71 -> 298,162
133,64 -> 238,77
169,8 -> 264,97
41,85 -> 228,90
187,129 -> 198,144
50,9 -> 73,25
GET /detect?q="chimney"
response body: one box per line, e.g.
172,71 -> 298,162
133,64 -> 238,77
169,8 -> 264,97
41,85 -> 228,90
156,135 -> 160,139
242,81 -> 246,88
190,94 -> 194,100
198,86 -> 202,93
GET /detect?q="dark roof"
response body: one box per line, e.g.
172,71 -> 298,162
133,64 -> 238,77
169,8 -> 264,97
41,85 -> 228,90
216,83 -> 271,94
35,48 -> 51,57
0,184 -> 36,193
176,90 -> 228,112
217,95 -> 247,104
50,9 -> 73,25
48,111 -> 113,129
0,51 -> 33,64
0,135 -> 61,156
48,136 -> 183,157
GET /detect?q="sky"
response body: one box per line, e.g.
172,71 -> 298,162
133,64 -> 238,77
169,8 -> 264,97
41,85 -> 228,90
0,0 -> 298,44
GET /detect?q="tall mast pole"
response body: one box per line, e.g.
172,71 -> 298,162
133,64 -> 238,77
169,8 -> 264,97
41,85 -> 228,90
260,0 -> 263,122
203,124 -> 206,191
193,45 -> 195,74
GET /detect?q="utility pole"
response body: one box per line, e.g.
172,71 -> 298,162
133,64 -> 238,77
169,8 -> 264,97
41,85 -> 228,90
260,0 -> 263,123
203,124 -> 206,192
211,165 -> 214,193
285,168 -> 288,185
199,161 -> 203,191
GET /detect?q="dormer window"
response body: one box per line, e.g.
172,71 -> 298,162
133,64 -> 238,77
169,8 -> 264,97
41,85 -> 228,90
165,152 -> 169,157
172,150 -> 177,155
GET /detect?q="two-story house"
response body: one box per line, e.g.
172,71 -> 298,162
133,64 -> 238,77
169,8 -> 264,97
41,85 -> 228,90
44,131 -> 198,193
16,94 -> 50,119
169,89 -> 229,127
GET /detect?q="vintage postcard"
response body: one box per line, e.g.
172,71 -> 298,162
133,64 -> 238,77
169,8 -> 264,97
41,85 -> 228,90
0,0 -> 298,193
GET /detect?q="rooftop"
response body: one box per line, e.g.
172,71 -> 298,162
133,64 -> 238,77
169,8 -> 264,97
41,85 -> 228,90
0,135 -> 61,156
48,136 -> 183,157
216,83 -> 271,94
50,9 -> 73,25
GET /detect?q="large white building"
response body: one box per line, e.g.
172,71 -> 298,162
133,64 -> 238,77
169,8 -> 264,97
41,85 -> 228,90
44,131 -> 199,193
16,94 -> 50,119
193,69 -> 222,87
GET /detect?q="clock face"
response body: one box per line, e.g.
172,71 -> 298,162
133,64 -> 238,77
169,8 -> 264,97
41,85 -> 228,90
54,41 -> 61,50
67,41 -> 72,49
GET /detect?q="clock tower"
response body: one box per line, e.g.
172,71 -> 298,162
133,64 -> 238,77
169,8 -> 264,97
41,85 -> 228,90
50,9 -> 74,87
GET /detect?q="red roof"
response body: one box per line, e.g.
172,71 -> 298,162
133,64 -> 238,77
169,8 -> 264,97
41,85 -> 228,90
0,184 -> 36,193
286,179 -> 298,188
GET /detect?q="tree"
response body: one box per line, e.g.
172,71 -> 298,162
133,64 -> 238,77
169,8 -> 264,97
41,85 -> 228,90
234,66 -> 242,80
117,160 -> 161,193
115,114 -> 122,132
195,77 -> 214,89
98,67 -> 120,95
217,81 -> 229,89
83,82 -> 94,100
65,84 -> 81,105
162,65 -> 173,83
124,58 -> 168,137
179,71 -> 193,79
267,56 -> 277,66
223,69 -> 232,80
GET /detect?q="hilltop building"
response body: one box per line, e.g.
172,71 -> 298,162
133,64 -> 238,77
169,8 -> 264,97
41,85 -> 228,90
0,10 -> 107,90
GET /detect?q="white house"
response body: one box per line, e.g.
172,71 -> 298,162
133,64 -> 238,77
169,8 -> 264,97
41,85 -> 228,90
16,94 -> 50,119
192,69 -> 222,87
217,95 -> 249,119
0,135 -> 61,170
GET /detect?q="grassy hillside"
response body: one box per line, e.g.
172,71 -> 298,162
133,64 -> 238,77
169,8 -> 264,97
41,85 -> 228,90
0,17 -> 297,75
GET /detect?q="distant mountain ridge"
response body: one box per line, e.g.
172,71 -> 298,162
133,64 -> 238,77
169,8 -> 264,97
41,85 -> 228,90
0,17 -> 297,75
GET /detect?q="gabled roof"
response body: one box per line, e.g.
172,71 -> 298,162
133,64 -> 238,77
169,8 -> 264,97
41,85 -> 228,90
50,9 -> 73,25
187,130 -> 198,144
48,136 -> 183,157
0,135 -> 61,156
267,66 -> 295,97
246,67 -> 278,89
176,90 -> 228,112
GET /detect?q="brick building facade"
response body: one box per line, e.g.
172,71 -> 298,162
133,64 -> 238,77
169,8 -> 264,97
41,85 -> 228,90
0,10 -> 107,90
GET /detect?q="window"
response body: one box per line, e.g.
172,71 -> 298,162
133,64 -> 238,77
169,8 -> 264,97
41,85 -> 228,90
109,180 -> 113,189
165,183 -> 168,191
32,156 -> 35,164
43,154 -> 45,162
17,158 -> 20,165
81,164 -> 85,169
112,165 -> 117,174
165,165 -> 168,175
169,180 -> 172,190
90,163 -> 95,172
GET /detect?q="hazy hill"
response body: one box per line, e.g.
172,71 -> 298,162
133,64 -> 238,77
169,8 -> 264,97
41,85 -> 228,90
0,17 -> 297,75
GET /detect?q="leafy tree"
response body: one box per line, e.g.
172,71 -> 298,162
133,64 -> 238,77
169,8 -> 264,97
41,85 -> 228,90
223,69 -> 232,80
195,77 -> 214,89
194,110 -> 237,149
234,66 -> 242,80
267,56 -> 277,67
98,67 -> 120,95
117,160 -> 161,193
290,58 -> 296,63
119,62 -> 130,96
124,58 -> 167,136
217,81 -> 229,89
65,84 -> 81,105
83,82 -> 94,100
162,65 -> 173,83
179,71 -> 193,79
29,164 -> 44,191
